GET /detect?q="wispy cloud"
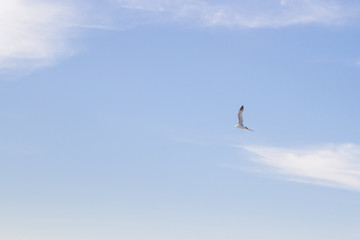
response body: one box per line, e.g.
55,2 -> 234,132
356,60 -> 360,67
116,0 -> 359,28
2,1 -> 359,72
237,143 -> 360,191
0,0 -> 83,72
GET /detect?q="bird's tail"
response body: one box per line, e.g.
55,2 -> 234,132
245,127 -> 254,131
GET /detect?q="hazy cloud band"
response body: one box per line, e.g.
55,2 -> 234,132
116,0 -> 359,28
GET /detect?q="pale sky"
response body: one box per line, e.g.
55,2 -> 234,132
1,1 -> 360,239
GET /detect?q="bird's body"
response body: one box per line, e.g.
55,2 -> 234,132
234,105 -> 254,131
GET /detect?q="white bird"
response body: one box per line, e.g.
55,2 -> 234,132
234,105 -> 254,131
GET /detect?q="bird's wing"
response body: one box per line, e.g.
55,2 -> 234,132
238,105 -> 244,125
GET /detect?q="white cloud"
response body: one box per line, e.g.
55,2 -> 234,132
0,0 -> 82,72
116,0 -> 359,28
238,143 -> 360,191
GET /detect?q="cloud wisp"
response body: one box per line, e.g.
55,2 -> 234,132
0,0 -> 83,72
116,0 -> 359,28
238,143 -> 360,191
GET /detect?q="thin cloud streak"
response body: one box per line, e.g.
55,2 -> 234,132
116,0 -> 359,28
238,143 -> 360,191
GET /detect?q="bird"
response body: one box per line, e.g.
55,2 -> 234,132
234,105 -> 254,131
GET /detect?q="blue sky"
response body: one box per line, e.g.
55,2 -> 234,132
1,0 -> 360,239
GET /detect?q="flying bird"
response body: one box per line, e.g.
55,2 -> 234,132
234,105 -> 254,131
